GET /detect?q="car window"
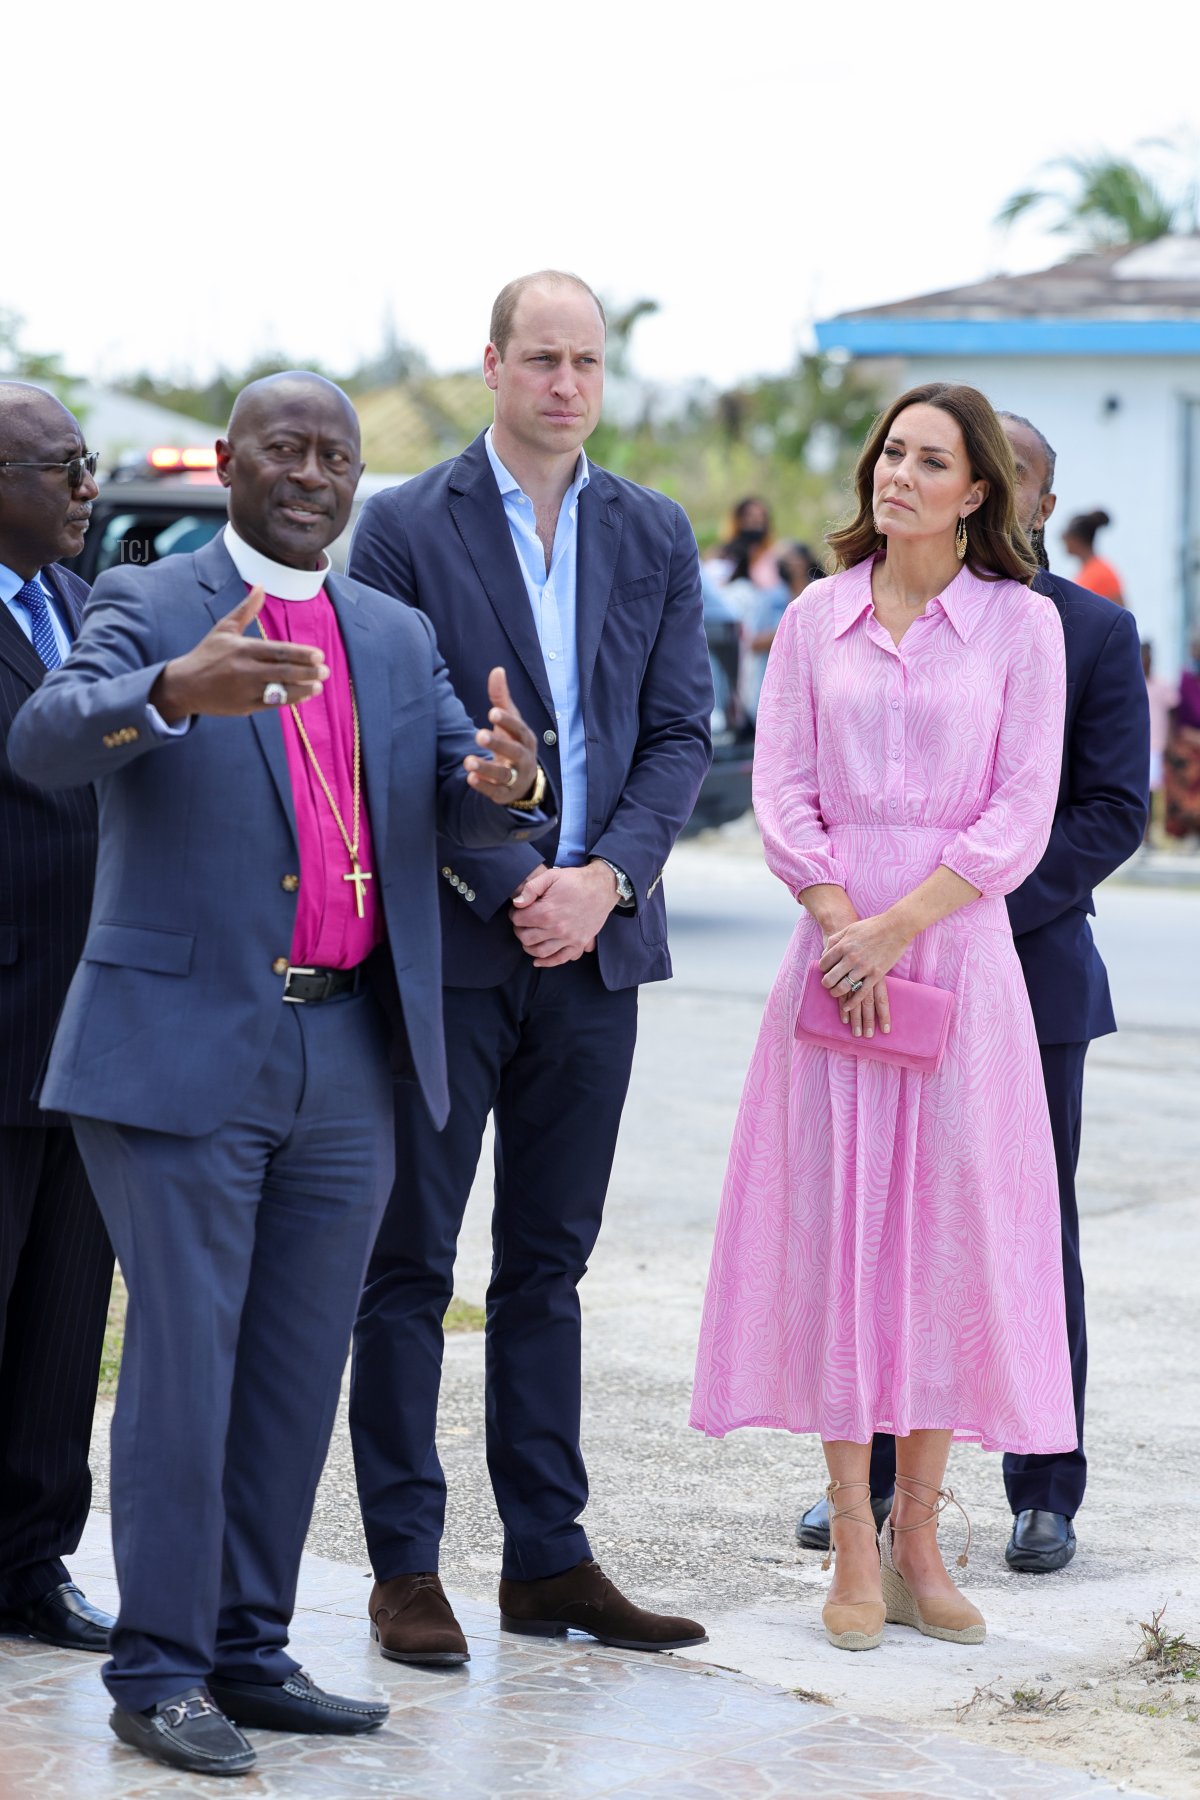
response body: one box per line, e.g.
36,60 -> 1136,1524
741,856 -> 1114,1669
87,508 -> 226,577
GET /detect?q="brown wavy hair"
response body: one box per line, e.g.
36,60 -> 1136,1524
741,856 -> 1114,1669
826,382 -> 1038,584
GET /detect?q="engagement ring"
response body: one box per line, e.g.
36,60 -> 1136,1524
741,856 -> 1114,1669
847,978 -> 865,994
262,682 -> 289,707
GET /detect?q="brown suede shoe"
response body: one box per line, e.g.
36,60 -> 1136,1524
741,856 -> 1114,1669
499,1560 -> 707,1652
369,1573 -> 469,1665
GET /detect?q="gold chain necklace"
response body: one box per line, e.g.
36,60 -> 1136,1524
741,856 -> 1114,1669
254,618 -> 373,918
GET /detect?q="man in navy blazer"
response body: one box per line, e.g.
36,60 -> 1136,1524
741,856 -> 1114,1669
0,385 -> 115,1656
348,272 -> 713,1663
795,410 -> 1149,1573
10,374 -> 551,1778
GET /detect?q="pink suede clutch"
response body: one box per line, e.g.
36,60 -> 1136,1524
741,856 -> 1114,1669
795,962 -> 953,1075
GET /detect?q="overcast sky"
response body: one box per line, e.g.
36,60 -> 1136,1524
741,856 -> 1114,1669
10,2 -> 1196,393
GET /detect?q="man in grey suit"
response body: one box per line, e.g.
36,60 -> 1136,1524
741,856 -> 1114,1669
10,373 -> 551,1779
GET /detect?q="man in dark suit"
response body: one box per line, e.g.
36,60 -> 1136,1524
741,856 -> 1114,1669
0,383 -> 115,1655
10,373 -> 551,1777
348,272 -> 714,1663
795,409 -> 1149,1573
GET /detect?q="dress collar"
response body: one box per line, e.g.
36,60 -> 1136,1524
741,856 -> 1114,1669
833,554 -> 990,643
222,523 -> 330,600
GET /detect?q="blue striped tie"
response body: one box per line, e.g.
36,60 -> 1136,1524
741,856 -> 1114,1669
15,577 -> 63,671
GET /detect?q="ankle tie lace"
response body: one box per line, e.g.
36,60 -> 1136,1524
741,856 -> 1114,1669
889,1476 -> 972,1568
821,1480 -> 880,1573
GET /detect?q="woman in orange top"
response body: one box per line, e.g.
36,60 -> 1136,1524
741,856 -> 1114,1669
1062,510 -> 1125,605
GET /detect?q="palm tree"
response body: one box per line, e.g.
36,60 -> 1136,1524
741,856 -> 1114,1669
997,151 -> 1188,249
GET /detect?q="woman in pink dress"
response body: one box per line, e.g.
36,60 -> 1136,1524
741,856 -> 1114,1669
692,383 -> 1075,1654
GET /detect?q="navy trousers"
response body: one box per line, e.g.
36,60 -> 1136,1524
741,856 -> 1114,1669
72,989 -> 395,1713
351,956 -> 639,1583
868,1040 -> 1090,1519
0,1125 -> 113,1607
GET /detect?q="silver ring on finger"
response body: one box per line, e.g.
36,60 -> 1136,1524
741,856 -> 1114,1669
505,763 -> 520,787
262,682 -> 288,707
847,978 -> 865,994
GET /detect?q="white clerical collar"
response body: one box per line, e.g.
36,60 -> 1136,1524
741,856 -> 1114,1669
223,523 -> 331,600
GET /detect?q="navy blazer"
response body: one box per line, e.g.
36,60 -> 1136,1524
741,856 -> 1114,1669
349,432 -> 714,992
8,536 -> 551,1136
1007,570 -> 1148,1045
0,565 -> 97,1127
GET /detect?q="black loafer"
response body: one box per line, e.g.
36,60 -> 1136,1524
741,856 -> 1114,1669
1005,1509 -> 1077,1573
795,1492 -> 893,1551
0,1581 -> 114,1652
207,1669 -> 388,1735
110,1686 -> 255,1776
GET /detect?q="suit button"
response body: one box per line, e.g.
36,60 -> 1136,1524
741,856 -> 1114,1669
543,729 -> 557,746
281,874 -> 299,893
272,956 -> 289,976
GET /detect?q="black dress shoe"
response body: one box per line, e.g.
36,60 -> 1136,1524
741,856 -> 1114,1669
1005,1509 -> 1077,1573
0,1582 -> 114,1652
795,1492 -> 893,1552
110,1686 -> 255,1777
207,1669 -> 388,1735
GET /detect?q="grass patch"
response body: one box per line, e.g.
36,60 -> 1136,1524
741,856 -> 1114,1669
443,1296 -> 487,1333
952,1682 -> 1068,1724
792,1686 -> 832,1706
98,1276 -> 486,1399
99,1271 -> 127,1396
1136,1605 -> 1200,1682
1006,1685 -> 1069,1715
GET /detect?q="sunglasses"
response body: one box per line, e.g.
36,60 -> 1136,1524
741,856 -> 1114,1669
0,451 -> 100,488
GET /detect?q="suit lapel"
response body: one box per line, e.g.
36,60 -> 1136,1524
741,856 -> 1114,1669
449,440 -> 555,717
0,602 -> 50,690
326,574 -> 391,874
200,552 -> 298,853
574,472 -> 622,713
42,564 -> 86,637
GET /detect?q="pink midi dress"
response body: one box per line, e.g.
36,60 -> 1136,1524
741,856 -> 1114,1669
691,557 -> 1077,1454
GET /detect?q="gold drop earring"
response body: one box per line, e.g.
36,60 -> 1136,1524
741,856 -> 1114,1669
955,516 -> 968,560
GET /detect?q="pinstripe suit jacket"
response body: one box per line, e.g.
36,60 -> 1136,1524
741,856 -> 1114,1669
0,566 -> 97,1127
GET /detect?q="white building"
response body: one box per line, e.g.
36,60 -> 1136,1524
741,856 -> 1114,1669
815,237 -> 1200,673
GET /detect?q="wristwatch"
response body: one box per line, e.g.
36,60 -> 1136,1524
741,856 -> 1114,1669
508,764 -> 547,812
596,858 -> 635,909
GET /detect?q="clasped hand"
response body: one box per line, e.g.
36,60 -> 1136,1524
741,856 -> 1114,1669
508,862 -> 619,968
818,910 -> 913,1039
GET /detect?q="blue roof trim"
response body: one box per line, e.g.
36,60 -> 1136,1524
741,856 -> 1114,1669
814,317 -> 1200,356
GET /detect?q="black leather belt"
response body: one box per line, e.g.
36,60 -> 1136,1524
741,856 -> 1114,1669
281,964 -> 363,1004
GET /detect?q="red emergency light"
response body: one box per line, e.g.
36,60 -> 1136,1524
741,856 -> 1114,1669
148,446 -> 218,471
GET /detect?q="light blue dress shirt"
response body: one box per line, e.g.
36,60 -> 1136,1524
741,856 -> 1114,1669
484,428 -> 589,866
0,562 -> 72,663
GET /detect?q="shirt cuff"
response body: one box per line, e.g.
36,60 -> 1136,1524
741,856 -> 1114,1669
145,702 -> 192,739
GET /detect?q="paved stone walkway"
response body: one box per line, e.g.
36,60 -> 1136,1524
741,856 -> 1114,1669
0,1517 -> 1155,1799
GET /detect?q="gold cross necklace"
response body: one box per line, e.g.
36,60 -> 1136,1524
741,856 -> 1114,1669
254,618 -> 373,918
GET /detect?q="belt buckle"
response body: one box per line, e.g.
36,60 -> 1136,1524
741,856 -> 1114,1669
283,964 -> 321,1004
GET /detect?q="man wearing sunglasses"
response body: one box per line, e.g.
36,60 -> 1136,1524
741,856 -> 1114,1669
0,383 -> 114,1656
